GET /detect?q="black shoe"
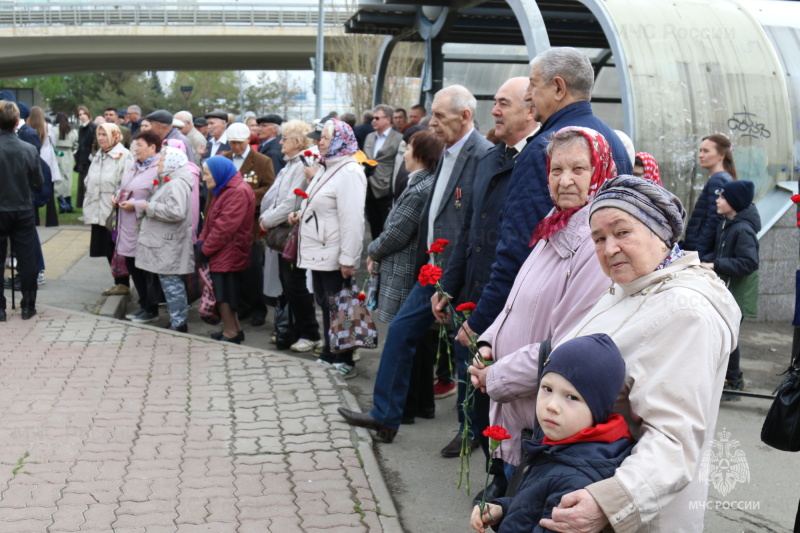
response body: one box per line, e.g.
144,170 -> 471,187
401,406 -> 436,425
441,433 -> 479,458
212,330 -> 244,342
168,322 -> 188,333
473,475 -> 509,506
21,307 -> 37,320
337,407 -> 397,443
721,376 -> 745,402
220,333 -> 241,344
0,309 -> 6,322
250,314 -> 266,327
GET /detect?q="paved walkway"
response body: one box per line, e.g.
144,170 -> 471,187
0,305 -> 400,532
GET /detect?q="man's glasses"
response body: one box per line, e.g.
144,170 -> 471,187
372,115 -> 386,121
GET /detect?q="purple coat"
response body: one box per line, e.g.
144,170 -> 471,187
479,206 -> 610,466
116,156 -> 159,258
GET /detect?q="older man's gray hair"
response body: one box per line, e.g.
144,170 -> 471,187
531,47 -> 594,100
373,104 -> 395,120
127,104 -> 142,115
175,110 -> 193,125
438,84 -> 477,116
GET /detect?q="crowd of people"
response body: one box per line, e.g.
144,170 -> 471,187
0,45 -> 764,532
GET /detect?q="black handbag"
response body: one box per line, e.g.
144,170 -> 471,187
761,358 -> 800,452
265,224 -> 293,253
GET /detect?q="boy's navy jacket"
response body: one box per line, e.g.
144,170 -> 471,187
684,171 -> 734,257
491,429 -> 633,533
703,203 -> 761,277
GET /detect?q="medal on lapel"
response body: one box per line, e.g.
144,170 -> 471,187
454,187 -> 462,210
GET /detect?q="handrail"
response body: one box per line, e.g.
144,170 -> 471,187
0,1 -> 353,27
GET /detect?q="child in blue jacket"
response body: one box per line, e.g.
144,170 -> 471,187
470,334 -> 633,533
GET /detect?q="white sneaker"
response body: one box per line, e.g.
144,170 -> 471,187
37,271 -> 46,285
291,338 -> 317,353
334,363 -> 358,380
352,349 -> 361,362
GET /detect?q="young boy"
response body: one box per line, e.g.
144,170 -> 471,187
700,180 -> 760,400
470,333 -> 633,533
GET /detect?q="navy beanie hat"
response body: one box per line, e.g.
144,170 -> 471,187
541,334 -> 626,425
17,102 -> 30,119
720,180 -> 754,214
0,90 -> 15,102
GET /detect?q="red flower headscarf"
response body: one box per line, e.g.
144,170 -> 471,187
635,152 -> 663,186
529,127 -> 617,246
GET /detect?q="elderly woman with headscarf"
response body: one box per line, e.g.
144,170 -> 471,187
259,119 -> 321,351
114,131 -> 162,324
288,118 -> 367,379
633,151 -> 663,186
134,146 -> 196,332
198,156 -> 256,343
467,127 -> 616,481
81,122 -> 134,295
517,176 -> 739,533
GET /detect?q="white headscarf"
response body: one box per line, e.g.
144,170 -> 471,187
161,146 -> 188,175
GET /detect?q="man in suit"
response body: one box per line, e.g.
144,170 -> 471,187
352,110 -> 374,151
338,85 -> 492,443
103,108 -> 131,148
204,110 -> 230,158
125,105 -> 142,137
431,77 -> 537,500
218,122 -> 275,327
363,104 -> 403,239
256,113 -> 285,175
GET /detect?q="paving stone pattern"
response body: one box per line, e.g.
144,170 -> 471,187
0,307 -> 384,532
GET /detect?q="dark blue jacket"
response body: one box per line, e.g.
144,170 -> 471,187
259,135 -> 286,175
683,171 -> 734,258
440,141 -> 514,321
493,436 -> 633,533
706,204 -> 761,276
474,101 -> 632,335
353,120 -> 374,151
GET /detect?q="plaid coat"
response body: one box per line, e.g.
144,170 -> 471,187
367,168 -> 435,322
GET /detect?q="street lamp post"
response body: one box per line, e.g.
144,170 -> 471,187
315,0 -> 324,120
180,85 -> 193,103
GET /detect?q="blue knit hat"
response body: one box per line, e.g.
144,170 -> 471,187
542,334 -> 626,425
719,180 -> 754,214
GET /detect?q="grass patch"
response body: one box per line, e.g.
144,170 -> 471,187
38,171 -> 84,226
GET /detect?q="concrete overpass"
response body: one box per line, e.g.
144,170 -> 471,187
0,1 -> 351,76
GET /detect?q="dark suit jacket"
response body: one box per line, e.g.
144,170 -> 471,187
206,137 -> 230,159
212,149 -> 275,241
353,121 -> 374,151
258,135 -> 285,176
363,128 -> 402,199
440,141 -> 515,331
414,128 -> 492,273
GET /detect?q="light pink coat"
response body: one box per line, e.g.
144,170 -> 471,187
479,206 -> 610,466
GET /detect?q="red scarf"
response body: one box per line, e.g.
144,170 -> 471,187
635,152 -> 663,186
542,413 -> 631,446
529,127 -> 617,247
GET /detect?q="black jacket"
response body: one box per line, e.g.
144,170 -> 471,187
75,122 -> 96,173
0,130 -> 43,212
704,204 -> 761,277
440,141 -> 515,332
258,135 -> 285,175
353,121 -> 374,151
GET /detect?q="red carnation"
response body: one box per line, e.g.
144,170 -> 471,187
164,177 -> 170,183
426,241 -> 446,254
418,264 -> 443,286
435,238 -> 450,247
293,188 -> 309,199
303,150 -> 313,157
455,302 -> 477,313
792,194 -> 800,204
153,179 -> 159,185
357,292 -> 366,302
483,426 -> 511,442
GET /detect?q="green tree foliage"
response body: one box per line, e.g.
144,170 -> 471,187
169,71 -> 240,117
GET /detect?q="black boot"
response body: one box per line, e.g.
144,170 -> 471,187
20,291 -> 37,320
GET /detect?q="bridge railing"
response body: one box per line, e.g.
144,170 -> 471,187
0,1 -> 352,27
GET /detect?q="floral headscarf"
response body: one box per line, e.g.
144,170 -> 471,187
321,118 -> 359,162
635,152 -> 663,186
529,126 -> 617,247
97,123 -> 123,151
161,146 -> 188,175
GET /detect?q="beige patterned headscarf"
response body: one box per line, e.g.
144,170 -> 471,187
97,123 -> 123,151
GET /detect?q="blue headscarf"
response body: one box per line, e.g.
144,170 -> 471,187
205,156 -> 238,196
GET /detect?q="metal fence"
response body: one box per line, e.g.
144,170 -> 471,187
0,1 -> 352,27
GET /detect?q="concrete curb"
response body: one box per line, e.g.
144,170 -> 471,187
97,293 -> 128,319
340,387 -> 404,533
